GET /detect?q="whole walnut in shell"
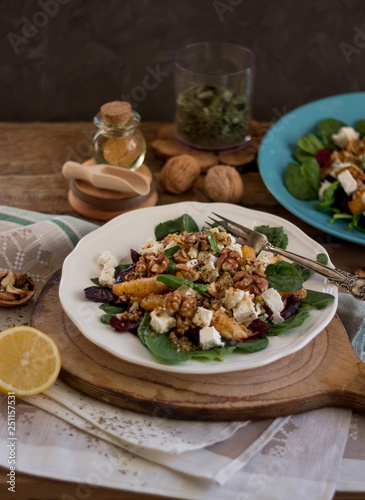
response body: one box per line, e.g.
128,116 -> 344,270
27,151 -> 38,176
204,165 -> 244,203
159,154 -> 200,194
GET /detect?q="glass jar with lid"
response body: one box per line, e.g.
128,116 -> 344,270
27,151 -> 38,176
92,101 -> 146,170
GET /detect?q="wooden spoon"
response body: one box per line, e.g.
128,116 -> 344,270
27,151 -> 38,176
62,161 -> 151,195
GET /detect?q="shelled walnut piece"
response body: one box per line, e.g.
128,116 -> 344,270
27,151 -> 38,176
0,271 -> 35,307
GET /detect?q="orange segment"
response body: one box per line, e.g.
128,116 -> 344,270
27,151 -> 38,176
0,326 -> 61,396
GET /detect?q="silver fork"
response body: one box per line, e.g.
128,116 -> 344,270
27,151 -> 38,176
207,212 -> 365,300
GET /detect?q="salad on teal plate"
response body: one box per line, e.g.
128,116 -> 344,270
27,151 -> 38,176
258,92 -> 365,245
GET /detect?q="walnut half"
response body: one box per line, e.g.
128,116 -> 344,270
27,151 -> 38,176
0,270 -> 35,307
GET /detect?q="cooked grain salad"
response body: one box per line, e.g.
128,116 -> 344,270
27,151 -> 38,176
84,214 -> 334,364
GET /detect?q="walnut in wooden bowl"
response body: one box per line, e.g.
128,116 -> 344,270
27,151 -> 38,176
0,270 -> 35,307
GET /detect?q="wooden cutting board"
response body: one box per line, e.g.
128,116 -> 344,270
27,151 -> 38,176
31,271 -> 365,421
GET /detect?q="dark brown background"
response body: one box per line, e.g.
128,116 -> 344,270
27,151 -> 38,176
0,0 -> 364,122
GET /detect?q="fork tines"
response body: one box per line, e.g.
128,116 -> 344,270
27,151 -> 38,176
206,214 -> 250,243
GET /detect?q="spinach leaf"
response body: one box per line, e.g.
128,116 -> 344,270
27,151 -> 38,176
301,290 -> 335,309
294,148 -> 313,163
292,263 -> 313,282
115,264 -> 132,275
100,313 -> 113,325
234,337 -> 269,353
155,214 -> 199,240
315,181 -> 340,211
156,275 -> 210,297
355,119 -> 365,138
99,303 -> 127,315
316,253 -> 328,265
348,211 -> 365,233
205,230 -> 220,254
267,304 -> 311,335
284,158 -> 321,201
297,134 -> 324,155
254,225 -> 288,249
265,261 -> 303,293
191,347 -> 233,362
137,312 -> 153,346
145,333 -> 193,364
317,118 -> 347,148
163,245 -> 181,258
91,277 -> 100,286
292,253 -> 328,283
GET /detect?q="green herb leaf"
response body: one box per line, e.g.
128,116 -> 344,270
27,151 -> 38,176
355,120 -> 365,138
316,253 -> 328,265
284,158 -> 321,201
115,264 -> 132,275
156,275 -> 209,297
293,148 -> 313,163
137,312 -> 153,346
265,261 -> 304,293
292,263 -> 314,282
91,277 -> 100,286
267,304 -> 311,335
234,337 -> 269,353
163,245 -> 181,258
315,181 -> 340,211
297,134 -> 324,155
99,303 -> 127,315
100,313 -> 112,325
317,118 -> 347,148
301,289 -> 335,309
254,225 -> 288,249
145,333 -> 193,364
155,214 -> 199,240
205,230 -> 220,254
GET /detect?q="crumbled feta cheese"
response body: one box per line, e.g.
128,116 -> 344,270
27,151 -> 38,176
318,180 -> 332,201
332,126 -> 360,148
223,288 -> 245,310
256,251 -> 274,266
330,159 -> 355,175
217,243 -> 224,251
193,307 -> 213,328
164,240 -> 179,251
227,242 -> 242,254
204,260 -> 216,272
177,284 -> 200,298
337,169 -> 358,196
150,309 -> 176,334
197,252 -> 218,265
271,312 -> 284,324
97,251 -> 119,268
261,288 -> 284,313
188,247 -> 198,258
199,326 -> 224,350
186,259 -> 198,268
99,263 -> 116,287
140,238 -> 164,256
229,235 -> 236,244
233,293 -> 258,324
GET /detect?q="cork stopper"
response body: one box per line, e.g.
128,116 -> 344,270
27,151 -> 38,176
100,101 -> 132,125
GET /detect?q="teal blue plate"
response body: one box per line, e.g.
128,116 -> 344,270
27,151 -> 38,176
257,91 -> 365,245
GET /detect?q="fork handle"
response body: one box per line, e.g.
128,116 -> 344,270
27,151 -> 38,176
268,244 -> 365,300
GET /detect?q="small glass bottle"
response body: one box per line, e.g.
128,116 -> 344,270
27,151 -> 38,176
92,101 -> 146,170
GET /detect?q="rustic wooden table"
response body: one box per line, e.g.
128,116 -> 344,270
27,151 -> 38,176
0,121 -> 364,500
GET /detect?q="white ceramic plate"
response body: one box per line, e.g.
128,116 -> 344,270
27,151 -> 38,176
59,202 -> 338,374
